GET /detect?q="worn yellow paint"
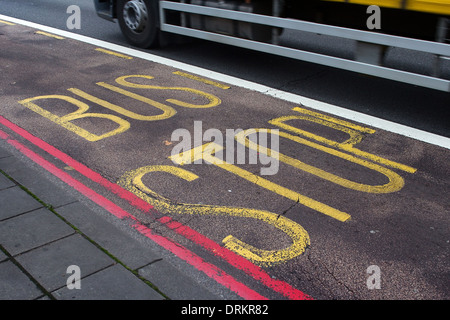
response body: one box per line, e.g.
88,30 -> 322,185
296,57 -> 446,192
292,106 -> 376,135
69,86 -> 177,121
114,75 -> 222,109
35,31 -> 65,39
170,143 -> 352,222
0,20 -> 15,25
173,71 -> 231,90
118,165 -> 310,266
235,128 -> 405,194
270,107 -> 417,173
18,95 -> 130,141
17,74 -> 222,142
95,48 -> 133,59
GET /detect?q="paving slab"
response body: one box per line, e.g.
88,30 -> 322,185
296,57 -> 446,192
0,260 -> 44,300
53,264 -> 164,300
0,250 -> 8,262
56,201 -> 162,270
138,259 -> 220,300
0,147 -> 11,159
0,156 -> 77,208
0,207 -> 75,255
15,233 -> 115,292
0,174 -> 15,190
0,186 -> 42,220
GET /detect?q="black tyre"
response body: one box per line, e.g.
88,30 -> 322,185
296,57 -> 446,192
117,0 -> 159,48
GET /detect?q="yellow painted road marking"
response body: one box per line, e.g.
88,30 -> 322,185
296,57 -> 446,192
15,68 -> 419,266
18,95 -> 130,142
170,143 -> 352,222
118,165 -> 310,266
292,106 -> 376,134
0,20 -> 15,25
17,74 -> 222,141
173,71 -> 231,89
69,86 -> 177,121
95,48 -> 133,59
235,128 -> 405,194
114,75 -> 222,108
270,107 -> 417,173
35,31 -> 64,40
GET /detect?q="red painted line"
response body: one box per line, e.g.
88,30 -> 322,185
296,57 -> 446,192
158,216 -> 312,300
0,115 -> 312,300
0,127 -> 266,300
0,117 -> 152,213
131,223 -> 268,300
0,130 -> 9,140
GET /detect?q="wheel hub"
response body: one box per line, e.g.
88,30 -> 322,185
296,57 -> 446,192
123,0 -> 148,32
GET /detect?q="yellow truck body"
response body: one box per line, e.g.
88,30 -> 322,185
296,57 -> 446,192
323,0 -> 450,16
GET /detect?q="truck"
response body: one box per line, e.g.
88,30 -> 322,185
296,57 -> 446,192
94,0 -> 450,91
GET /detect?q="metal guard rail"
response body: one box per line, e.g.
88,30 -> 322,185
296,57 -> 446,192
159,1 -> 450,92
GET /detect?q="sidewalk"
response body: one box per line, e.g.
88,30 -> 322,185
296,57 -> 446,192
0,139 -> 232,300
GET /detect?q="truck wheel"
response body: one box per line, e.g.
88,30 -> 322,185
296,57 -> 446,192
117,0 -> 159,48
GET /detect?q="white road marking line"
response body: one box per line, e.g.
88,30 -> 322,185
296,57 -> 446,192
1,14 -> 449,150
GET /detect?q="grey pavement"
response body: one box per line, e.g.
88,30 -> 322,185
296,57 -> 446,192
0,139 -> 235,300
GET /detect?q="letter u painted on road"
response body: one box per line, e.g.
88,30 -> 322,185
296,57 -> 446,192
114,75 -> 222,109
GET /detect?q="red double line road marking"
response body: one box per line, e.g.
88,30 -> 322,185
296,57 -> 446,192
0,115 -> 312,300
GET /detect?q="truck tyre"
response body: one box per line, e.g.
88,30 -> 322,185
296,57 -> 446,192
117,0 -> 159,48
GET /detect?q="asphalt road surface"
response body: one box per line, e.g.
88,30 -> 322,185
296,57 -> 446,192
1,0 -> 449,137
0,0 -> 449,300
